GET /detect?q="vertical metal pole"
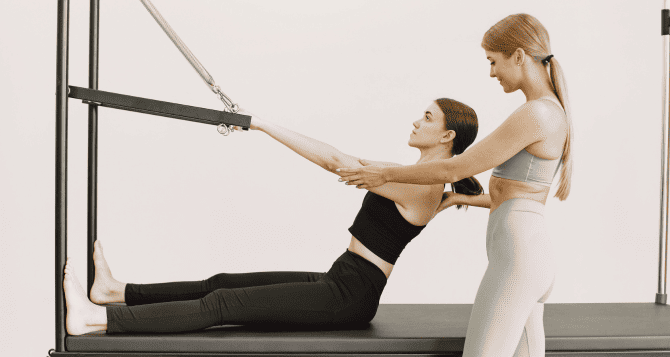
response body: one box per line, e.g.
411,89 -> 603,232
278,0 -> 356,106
87,0 -> 100,299
658,0 -> 670,305
55,0 -> 70,350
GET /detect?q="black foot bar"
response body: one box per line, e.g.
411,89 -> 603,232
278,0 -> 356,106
68,86 -> 251,129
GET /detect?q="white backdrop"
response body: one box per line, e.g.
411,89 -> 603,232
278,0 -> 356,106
0,0 -> 663,355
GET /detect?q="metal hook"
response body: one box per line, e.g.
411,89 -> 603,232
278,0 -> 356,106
213,86 -> 238,113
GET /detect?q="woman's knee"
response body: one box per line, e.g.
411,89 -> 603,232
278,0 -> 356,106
203,273 -> 231,291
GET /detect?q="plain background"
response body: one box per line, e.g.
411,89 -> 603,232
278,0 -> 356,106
0,0 -> 664,355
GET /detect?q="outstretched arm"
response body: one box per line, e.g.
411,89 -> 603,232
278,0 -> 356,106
438,192 -> 491,212
243,111 -> 435,207
337,101 -> 554,187
362,159 -> 403,168
248,113 -> 354,174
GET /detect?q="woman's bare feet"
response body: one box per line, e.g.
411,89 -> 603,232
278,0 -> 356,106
90,241 -> 127,305
64,260 -> 107,335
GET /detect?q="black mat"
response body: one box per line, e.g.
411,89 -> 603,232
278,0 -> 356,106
66,303 -> 670,354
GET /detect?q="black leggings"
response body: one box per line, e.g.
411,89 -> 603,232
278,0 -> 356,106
106,250 -> 387,333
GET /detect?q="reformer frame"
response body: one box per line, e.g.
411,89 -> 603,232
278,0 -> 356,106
54,0 -> 250,353
51,1 -> 670,356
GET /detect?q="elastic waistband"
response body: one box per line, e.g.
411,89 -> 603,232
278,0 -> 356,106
495,198 -> 545,216
338,250 -> 387,292
491,173 -> 552,187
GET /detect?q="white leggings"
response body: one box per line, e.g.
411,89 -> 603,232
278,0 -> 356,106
462,198 -> 556,357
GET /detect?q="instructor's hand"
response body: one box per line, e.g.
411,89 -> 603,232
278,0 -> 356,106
336,159 -> 387,189
435,191 -> 460,215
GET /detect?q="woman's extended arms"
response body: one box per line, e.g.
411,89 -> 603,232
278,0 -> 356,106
360,159 -> 403,168
243,111 -> 436,207
337,101 -> 553,188
251,115 -> 345,173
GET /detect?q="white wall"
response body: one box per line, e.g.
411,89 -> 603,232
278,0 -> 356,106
0,0 -> 663,355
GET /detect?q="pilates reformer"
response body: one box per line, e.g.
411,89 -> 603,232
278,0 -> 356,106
50,1 -> 670,356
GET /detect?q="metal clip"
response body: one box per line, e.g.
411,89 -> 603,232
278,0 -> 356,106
212,85 -> 239,113
217,123 -> 232,136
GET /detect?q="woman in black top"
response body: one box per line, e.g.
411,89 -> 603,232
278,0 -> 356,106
63,98 -> 484,335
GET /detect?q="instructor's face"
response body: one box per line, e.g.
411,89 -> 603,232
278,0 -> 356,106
485,50 -> 517,93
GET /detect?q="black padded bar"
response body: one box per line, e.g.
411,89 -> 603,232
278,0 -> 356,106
68,86 -> 251,129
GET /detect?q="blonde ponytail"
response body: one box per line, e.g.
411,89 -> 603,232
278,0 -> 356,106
548,57 -> 573,200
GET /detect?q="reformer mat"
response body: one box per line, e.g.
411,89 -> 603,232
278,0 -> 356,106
64,303 -> 670,356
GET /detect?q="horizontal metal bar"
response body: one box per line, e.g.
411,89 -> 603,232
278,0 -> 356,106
68,86 -> 250,129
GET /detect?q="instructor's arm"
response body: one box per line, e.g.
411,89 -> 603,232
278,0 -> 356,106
337,102 -> 550,188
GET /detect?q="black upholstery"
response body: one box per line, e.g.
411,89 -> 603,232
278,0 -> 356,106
66,303 -> 670,354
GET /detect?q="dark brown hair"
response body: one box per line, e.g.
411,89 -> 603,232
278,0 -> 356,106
435,98 -> 484,209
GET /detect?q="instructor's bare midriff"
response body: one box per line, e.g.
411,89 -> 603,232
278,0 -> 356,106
348,237 -> 393,279
489,176 -> 550,214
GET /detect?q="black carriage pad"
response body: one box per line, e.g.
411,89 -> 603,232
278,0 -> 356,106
64,303 -> 670,356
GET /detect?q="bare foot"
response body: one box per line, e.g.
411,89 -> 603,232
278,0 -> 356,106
90,241 -> 126,305
64,260 -> 107,335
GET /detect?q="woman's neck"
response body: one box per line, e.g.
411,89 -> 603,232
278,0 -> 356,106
520,66 -> 556,102
417,147 -> 452,164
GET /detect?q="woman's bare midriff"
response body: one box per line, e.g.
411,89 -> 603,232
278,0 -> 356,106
348,237 -> 393,279
489,176 -> 550,213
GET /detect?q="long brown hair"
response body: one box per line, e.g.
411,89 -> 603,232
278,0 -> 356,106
435,98 -> 484,209
481,14 -> 573,200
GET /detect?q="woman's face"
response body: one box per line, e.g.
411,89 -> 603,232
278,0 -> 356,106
486,50 -> 520,93
408,102 -> 451,149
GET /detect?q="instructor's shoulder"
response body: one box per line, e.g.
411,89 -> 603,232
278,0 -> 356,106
509,100 -> 557,132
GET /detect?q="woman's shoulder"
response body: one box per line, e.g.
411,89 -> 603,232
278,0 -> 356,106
511,97 -> 566,133
423,184 -> 448,207
394,184 -> 444,226
525,96 -> 565,117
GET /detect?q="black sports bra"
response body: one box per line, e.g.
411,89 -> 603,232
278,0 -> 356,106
348,191 -> 426,265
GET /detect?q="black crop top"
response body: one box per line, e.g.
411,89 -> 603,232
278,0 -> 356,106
348,191 -> 427,265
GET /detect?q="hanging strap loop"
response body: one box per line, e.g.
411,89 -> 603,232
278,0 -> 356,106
140,0 -> 240,127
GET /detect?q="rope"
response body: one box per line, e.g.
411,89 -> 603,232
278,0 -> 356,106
139,0 -> 239,135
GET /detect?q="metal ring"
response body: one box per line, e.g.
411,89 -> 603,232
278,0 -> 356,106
230,103 -> 239,113
217,124 -> 230,136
